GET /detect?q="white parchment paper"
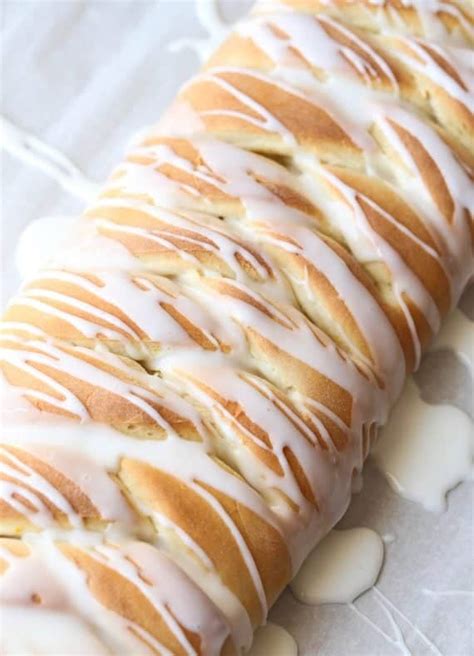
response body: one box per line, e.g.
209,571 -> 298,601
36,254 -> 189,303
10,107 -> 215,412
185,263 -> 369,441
1,2 -> 472,654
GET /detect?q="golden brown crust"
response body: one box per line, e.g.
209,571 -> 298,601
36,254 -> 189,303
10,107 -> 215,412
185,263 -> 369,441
180,69 -> 363,167
119,460 -> 277,626
61,543 -> 190,656
277,1 -> 474,44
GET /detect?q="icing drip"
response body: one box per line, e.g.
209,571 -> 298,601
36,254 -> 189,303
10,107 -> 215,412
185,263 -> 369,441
430,307 -> 473,371
350,587 -> 443,656
0,115 -> 99,201
15,216 -> 76,281
0,607 -> 112,655
290,528 -> 384,604
372,378 -> 473,512
168,0 -> 230,63
422,588 -> 473,598
248,623 -> 298,656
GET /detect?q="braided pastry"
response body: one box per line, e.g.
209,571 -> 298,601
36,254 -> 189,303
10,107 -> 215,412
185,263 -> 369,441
1,1 -> 472,653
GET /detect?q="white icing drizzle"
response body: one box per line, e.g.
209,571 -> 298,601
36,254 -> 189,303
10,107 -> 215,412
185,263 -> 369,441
179,25 -> 393,154
121,541 -> 231,654
14,216 -> 76,281
0,336 -> 207,434
90,194 -> 275,284
248,622 -> 298,656
0,419 -> 281,651
164,361 -> 338,555
392,35 -> 472,109
0,419 -> 265,527
203,279 -> 381,398
0,443 -> 138,531
290,528 -> 384,604
0,540 -> 163,655
282,513 -> 444,654
171,365 -> 326,510
415,1 -> 474,43
372,588 -> 443,656
374,106 -> 474,299
124,136 -> 309,227
263,224 -> 406,398
108,137 -> 406,395
165,6 -> 472,373
49,218 -> 141,273
372,377 -> 473,511
430,307 -> 473,371
182,62 -> 372,155
0,607 -> 112,655
318,167 -> 444,367
168,0 -> 230,63
89,544 -> 197,654
0,537 -> 231,656
306,0 -> 474,45
237,12 -> 399,92
0,115 -> 99,201
129,114 -> 471,380
155,80 -> 472,334
187,278 -> 389,440
349,597 -> 412,656
349,587 -> 443,656
199,485 -> 269,617
187,67 -> 298,146
285,521 -> 442,656
0,448 -> 83,530
7,268 -> 226,356
382,532 -> 396,544
422,588 -> 474,598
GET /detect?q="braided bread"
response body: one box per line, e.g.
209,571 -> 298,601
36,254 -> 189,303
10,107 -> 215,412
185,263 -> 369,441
1,1 -> 472,653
